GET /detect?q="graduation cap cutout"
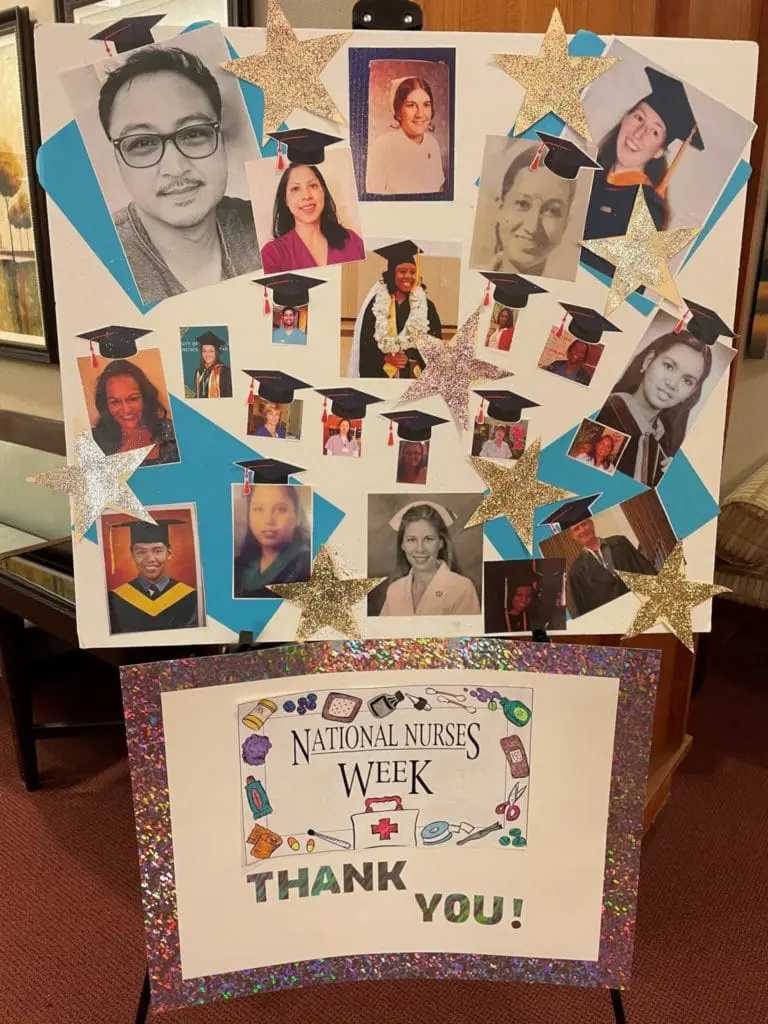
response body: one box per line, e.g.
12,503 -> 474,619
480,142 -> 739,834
382,410 -> 449,446
254,273 -> 326,315
196,330 -> 227,351
267,129 -> 343,167
556,304 -> 622,345
243,370 -> 311,406
679,299 -> 736,346
481,272 -> 548,310
373,240 -> 424,269
77,325 -> 152,364
539,494 -> 601,533
315,387 -> 383,422
643,67 -> 704,151
473,389 -> 539,424
90,15 -> 165,54
234,457 -> 306,494
110,517 -> 184,546
532,132 -> 602,179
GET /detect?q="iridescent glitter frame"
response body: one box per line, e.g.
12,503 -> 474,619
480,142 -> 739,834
121,638 -> 659,1011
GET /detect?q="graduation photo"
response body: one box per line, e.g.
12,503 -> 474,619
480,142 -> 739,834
244,371 -> 307,441
537,304 -> 621,388
180,326 -> 232,398
257,273 -> 327,347
470,390 -> 535,460
480,273 -> 548,352
483,558 -> 567,634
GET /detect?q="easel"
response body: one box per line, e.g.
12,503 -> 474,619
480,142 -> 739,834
133,3 -> 628,1019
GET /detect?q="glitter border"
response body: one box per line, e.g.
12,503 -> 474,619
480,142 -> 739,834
121,638 -> 659,1010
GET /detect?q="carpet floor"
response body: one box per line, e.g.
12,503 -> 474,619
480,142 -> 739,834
1,602 -> 767,1024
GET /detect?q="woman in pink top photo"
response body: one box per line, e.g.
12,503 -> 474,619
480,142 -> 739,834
261,162 -> 365,273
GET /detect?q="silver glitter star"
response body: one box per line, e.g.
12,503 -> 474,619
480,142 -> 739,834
27,432 -> 155,542
398,306 -> 511,431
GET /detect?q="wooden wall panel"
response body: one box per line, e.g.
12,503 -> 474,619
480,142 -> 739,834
422,0 -> 659,34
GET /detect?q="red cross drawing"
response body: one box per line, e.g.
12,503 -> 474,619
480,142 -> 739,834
371,817 -> 399,840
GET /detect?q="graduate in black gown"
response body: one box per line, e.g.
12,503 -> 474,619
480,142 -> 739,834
107,518 -> 199,634
352,240 -> 442,379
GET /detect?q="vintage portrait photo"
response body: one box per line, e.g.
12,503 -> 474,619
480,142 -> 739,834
77,348 -> 179,467
592,309 -> 736,487
484,302 -> 519,352
538,326 -> 604,387
247,398 -> 303,441
180,326 -> 232,398
366,494 -> 483,617
323,415 -> 362,457
566,419 -> 630,476
577,42 -> 756,278
471,419 -> 528,461
99,505 -> 204,635
60,24 -> 262,306
341,238 -> 461,378
469,135 -> 593,282
245,144 -> 364,274
539,490 -> 677,620
232,483 -> 312,599
348,48 -> 455,201
396,440 -> 429,485
484,558 -> 566,634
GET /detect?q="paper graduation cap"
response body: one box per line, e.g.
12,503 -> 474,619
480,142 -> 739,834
254,273 -> 326,309
111,517 -> 184,546
196,330 -> 227,351
243,370 -> 311,405
316,387 -> 383,420
558,304 -> 622,344
90,16 -> 165,53
642,67 -> 704,151
267,128 -> 343,165
481,273 -> 547,309
540,494 -> 601,532
473,389 -> 539,423
534,132 -> 602,179
77,325 -> 152,360
382,410 -> 450,442
373,240 -> 423,269
235,458 -> 306,486
681,299 -> 736,345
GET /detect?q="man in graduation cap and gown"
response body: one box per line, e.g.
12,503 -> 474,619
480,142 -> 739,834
194,330 -> 232,397
350,240 -> 443,379
583,67 -> 704,274
93,18 -> 261,305
107,519 -> 199,634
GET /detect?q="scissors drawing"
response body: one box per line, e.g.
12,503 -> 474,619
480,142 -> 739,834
425,688 -> 477,714
495,782 -> 527,822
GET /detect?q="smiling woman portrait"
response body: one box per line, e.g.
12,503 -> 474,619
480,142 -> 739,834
366,76 -> 446,195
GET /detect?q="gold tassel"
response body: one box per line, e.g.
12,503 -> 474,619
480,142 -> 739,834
657,125 -> 697,200
415,252 -> 422,287
388,295 -> 397,338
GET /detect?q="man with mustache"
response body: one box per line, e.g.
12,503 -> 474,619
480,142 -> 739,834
98,46 -> 260,304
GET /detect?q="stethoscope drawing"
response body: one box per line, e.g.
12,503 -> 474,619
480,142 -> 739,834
425,687 -> 477,714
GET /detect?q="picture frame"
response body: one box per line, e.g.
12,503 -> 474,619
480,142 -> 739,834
0,6 -> 57,362
53,0 -> 250,28
739,128 -> 768,358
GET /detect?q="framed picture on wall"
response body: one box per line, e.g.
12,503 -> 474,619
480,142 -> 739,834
0,7 -> 57,362
54,0 -> 250,28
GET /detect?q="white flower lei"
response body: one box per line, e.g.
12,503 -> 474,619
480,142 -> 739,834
372,280 -> 429,355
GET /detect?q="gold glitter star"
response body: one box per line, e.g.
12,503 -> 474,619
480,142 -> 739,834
465,439 -> 574,552
27,432 -> 155,543
398,306 -> 510,431
617,542 -> 729,652
493,8 -> 618,140
221,0 -> 351,143
268,546 -> 385,642
582,188 -> 701,314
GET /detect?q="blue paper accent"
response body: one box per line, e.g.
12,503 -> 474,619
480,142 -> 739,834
683,158 -> 752,266
81,398 -> 344,637
657,450 -> 720,539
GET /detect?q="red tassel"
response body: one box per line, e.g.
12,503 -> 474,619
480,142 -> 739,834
248,379 -> 255,406
674,309 -> 691,334
529,141 -> 546,171
263,286 -> 271,315
103,41 -> 111,55
276,142 -> 285,171
90,340 -> 98,368
476,399 -> 485,425
483,281 -> 491,307
387,421 -> 394,447
242,468 -> 251,496
555,311 -> 568,339
321,397 -> 328,423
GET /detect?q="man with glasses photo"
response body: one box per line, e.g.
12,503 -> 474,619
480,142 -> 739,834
98,45 -> 261,304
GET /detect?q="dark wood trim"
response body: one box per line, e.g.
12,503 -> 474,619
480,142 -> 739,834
0,409 -> 65,455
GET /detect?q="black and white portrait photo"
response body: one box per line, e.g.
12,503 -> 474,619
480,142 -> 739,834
60,24 -> 262,306
367,494 -> 482,617
469,135 -> 594,282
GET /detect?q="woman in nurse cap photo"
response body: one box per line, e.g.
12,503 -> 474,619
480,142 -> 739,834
378,501 -> 480,616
